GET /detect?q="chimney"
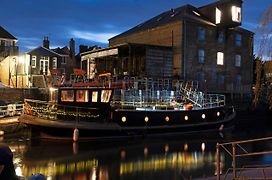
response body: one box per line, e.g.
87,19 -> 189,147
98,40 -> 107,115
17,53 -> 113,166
69,38 -> 75,55
79,45 -> 88,53
43,36 -> 49,49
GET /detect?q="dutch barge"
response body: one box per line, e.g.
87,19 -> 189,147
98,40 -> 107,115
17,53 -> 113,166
19,78 -> 236,140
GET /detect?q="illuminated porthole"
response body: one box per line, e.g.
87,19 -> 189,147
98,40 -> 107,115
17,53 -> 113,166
144,116 -> 149,123
121,116 -> 126,123
165,116 -> 170,122
184,115 -> 189,121
217,112 -> 220,117
202,114 -> 206,119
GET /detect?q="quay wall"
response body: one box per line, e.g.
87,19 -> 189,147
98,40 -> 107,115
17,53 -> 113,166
0,88 -> 48,104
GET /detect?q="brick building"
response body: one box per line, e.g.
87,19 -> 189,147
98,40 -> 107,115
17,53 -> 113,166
82,0 -> 254,100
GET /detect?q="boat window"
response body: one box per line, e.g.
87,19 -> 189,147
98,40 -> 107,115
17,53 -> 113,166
61,90 -> 74,102
101,90 -> 112,103
92,91 -> 98,102
76,90 -> 89,102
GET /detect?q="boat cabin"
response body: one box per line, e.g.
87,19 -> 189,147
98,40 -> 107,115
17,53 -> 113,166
55,87 -> 113,108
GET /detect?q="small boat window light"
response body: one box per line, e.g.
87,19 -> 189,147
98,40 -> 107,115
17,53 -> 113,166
201,143 -> 205,152
121,116 -> 126,123
165,116 -> 170,122
184,115 -> 189,121
144,116 -> 149,123
202,114 -> 206,119
217,112 -> 220,116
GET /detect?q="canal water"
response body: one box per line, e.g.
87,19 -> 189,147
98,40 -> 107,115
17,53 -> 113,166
1,112 -> 272,180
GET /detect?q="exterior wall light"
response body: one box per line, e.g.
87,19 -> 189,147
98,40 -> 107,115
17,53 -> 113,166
121,116 -> 126,122
184,115 -> 189,121
202,114 -> 206,119
144,116 -> 149,122
165,116 -> 170,122
217,112 -> 220,117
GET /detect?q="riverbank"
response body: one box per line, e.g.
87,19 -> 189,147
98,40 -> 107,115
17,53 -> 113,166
0,116 -> 24,134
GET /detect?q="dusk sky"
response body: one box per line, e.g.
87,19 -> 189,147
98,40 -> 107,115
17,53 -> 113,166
1,0 -> 271,54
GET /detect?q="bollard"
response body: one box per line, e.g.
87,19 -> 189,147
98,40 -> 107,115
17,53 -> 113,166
73,128 -> 79,142
0,130 -> 4,136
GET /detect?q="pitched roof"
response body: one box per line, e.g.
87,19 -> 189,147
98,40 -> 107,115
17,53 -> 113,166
110,4 -> 215,40
27,46 -> 62,57
0,26 -> 17,40
52,46 -> 70,55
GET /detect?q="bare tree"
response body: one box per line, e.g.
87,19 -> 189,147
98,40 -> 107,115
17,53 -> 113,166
253,5 -> 272,109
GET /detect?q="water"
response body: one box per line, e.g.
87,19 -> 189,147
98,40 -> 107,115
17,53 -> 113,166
2,113 -> 272,180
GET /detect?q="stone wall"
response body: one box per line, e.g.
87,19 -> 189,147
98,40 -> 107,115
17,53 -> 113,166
0,88 -> 48,104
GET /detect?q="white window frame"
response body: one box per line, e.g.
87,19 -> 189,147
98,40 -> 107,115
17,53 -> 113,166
217,52 -> 224,65
235,54 -> 241,67
216,8 -> 221,24
52,57 -> 57,69
40,56 -> 49,75
198,49 -> 205,64
31,56 -> 36,68
232,6 -> 241,23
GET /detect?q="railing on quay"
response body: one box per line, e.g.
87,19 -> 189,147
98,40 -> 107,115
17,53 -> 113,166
0,103 -> 23,118
216,136 -> 272,180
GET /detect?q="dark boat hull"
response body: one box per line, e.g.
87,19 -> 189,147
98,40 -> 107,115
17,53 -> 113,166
19,107 -> 236,140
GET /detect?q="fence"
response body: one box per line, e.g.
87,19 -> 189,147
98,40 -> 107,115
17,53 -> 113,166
216,136 -> 272,179
0,103 -> 23,117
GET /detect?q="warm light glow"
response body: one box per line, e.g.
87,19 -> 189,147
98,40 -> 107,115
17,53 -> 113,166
184,115 -> 189,121
164,144 -> 169,153
217,112 -> 220,117
232,6 -> 241,22
165,116 -> 170,122
49,87 -> 58,92
184,143 -> 188,151
201,143 -> 205,152
15,166 -> 22,177
121,150 -> 126,159
215,8 -> 221,24
144,116 -> 149,122
217,52 -> 224,65
18,56 -> 24,64
121,116 -> 126,122
202,114 -> 206,119
144,147 -> 148,156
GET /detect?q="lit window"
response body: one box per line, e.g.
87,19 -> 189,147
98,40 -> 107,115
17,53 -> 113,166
215,8 -> 221,24
235,34 -> 242,46
217,52 -> 224,65
101,90 -> 112,103
232,6 -> 241,22
197,27 -> 205,41
52,57 -> 57,69
218,31 -> 224,43
31,56 -> 36,68
235,54 -> 241,67
61,90 -> 74,102
198,49 -> 205,63
92,91 -> 98,102
76,90 -> 89,102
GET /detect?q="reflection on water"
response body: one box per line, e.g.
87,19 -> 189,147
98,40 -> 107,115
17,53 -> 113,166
3,131 -> 229,180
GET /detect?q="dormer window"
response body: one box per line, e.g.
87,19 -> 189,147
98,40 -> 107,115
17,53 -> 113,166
216,8 -> 221,24
232,6 -> 241,22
